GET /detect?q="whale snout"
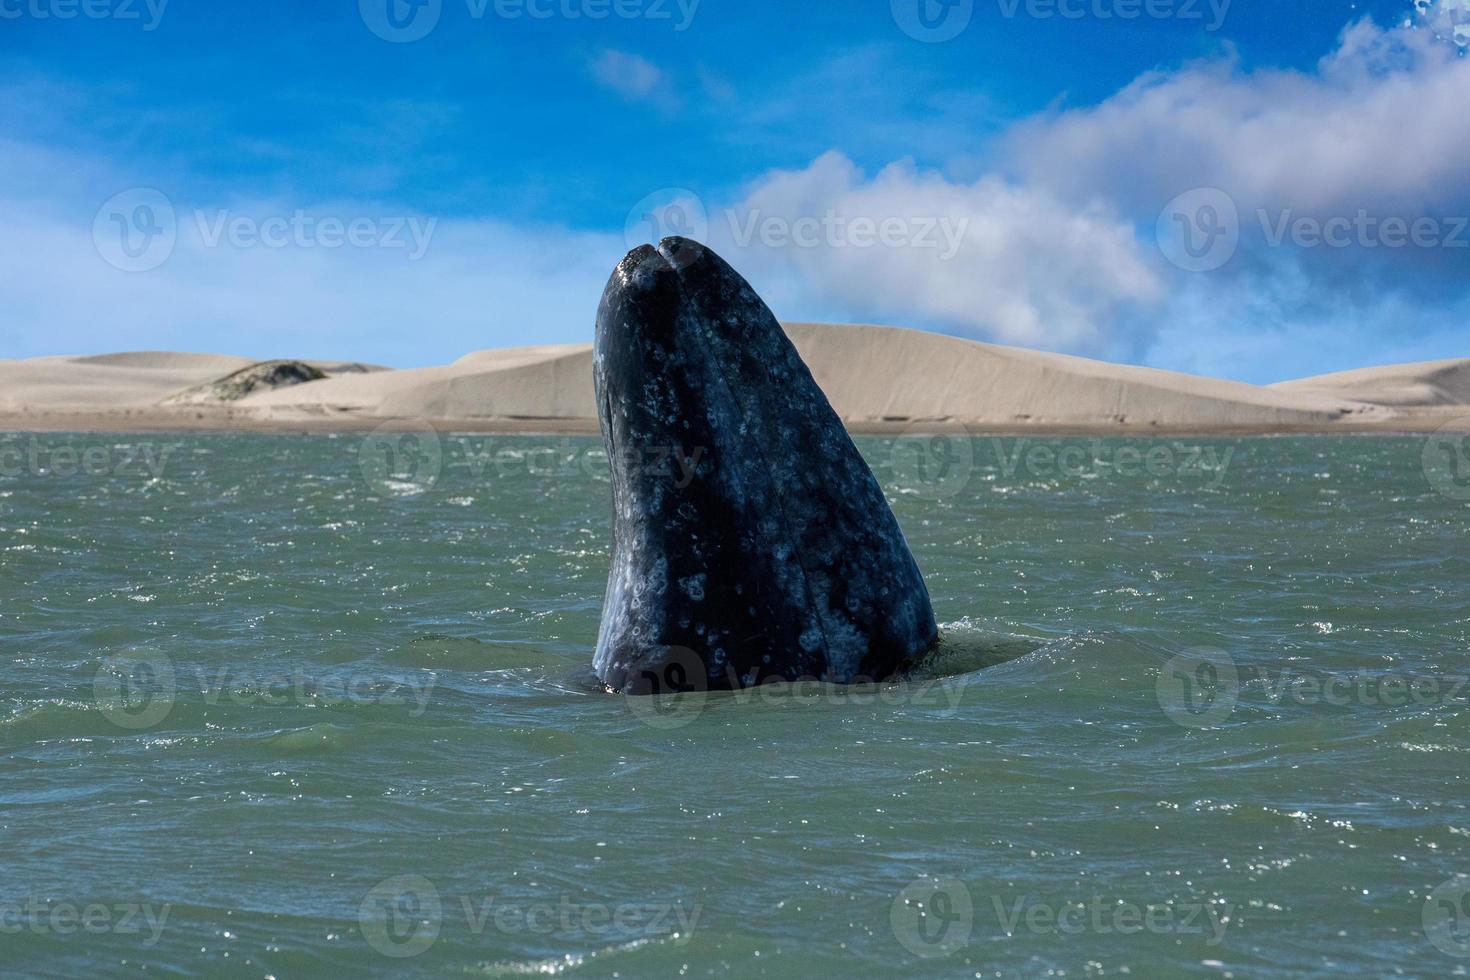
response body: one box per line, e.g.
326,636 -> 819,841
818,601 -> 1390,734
615,243 -> 673,296
612,237 -> 712,297
654,235 -> 709,270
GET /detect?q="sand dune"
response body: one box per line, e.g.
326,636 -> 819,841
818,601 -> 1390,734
1272,357 -> 1470,407
247,345 -> 598,421
244,323 -> 1380,429
1,323 -> 1464,434
783,323 -> 1377,428
0,352 -> 258,411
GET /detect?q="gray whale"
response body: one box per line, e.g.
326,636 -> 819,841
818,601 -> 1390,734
593,237 -> 938,694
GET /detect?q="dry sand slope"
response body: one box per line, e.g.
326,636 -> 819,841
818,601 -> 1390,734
1,323 -> 1466,434
1271,358 -> 1470,408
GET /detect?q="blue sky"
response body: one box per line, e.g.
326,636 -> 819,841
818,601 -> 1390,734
4,0 -> 1467,381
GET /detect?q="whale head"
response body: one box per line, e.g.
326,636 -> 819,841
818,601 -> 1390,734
593,237 -> 938,694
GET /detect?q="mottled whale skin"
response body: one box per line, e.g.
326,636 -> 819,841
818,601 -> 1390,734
593,237 -> 938,694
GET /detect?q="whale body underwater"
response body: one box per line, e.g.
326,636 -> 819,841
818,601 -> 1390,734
592,237 -> 939,694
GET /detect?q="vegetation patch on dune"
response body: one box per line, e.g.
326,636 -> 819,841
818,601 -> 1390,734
164,360 -> 327,404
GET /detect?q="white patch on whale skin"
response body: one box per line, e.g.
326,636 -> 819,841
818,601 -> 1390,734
679,574 -> 707,601
820,616 -> 869,682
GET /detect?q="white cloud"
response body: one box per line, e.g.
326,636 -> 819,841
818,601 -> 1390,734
985,16 -> 1470,378
589,50 -> 676,107
1006,19 -> 1470,220
704,152 -> 1162,356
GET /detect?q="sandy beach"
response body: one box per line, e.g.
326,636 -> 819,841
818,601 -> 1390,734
1,322 -> 1466,436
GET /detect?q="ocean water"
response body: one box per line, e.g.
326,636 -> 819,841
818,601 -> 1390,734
3,431 -> 1469,978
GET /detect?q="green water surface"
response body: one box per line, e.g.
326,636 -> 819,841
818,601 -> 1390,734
2,432 -> 1468,978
